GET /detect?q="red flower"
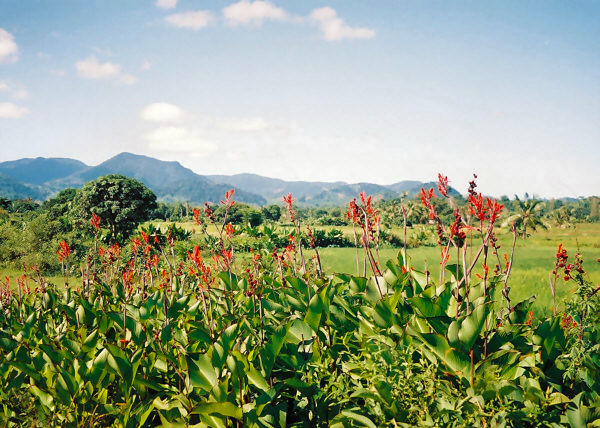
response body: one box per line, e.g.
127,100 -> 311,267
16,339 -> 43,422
56,241 -> 71,262
437,173 -> 449,198
468,193 -> 487,222
220,189 -> 236,208
486,198 -> 504,224
283,193 -> 295,222
90,213 -> 101,230
225,223 -> 234,240
193,208 -> 201,225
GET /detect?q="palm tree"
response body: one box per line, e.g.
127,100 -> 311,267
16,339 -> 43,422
503,196 -> 549,238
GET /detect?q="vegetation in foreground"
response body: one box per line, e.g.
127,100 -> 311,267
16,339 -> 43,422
1,174 -> 600,427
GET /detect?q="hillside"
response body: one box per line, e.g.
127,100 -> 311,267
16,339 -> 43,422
208,173 -> 346,203
0,152 -> 456,206
0,157 -> 88,185
0,173 -> 49,200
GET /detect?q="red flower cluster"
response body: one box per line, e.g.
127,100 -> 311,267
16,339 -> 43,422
56,241 -> 71,262
468,193 -> 504,224
225,223 -> 235,240
437,173 -> 449,198
90,213 -> 101,230
346,199 -> 359,224
204,203 -> 215,223
193,208 -> 201,225
220,189 -> 235,208
419,187 -> 436,220
553,244 -> 570,281
449,209 -> 466,247
561,313 -> 578,330
283,193 -> 295,222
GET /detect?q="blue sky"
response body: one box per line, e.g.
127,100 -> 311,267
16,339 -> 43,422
0,0 -> 598,197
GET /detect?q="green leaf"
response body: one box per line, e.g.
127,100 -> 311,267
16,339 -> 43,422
337,410 -> 378,428
261,323 -> 289,377
416,333 -> 470,376
30,385 -> 54,409
246,363 -> 269,392
106,344 -> 133,387
458,303 -> 489,350
304,293 -> 324,332
191,402 -> 242,419
188,353 -> 217,392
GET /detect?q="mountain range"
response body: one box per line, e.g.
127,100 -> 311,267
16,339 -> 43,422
0,152 -> 452,206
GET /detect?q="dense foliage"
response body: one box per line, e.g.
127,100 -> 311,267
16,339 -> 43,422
1,177 -> 600,426
75,175 -> 158,242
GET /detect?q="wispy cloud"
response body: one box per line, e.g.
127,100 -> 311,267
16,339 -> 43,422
140,102 -> 185,122
156,0 -> 177,10
0,81 -> 29,99
0,102 -> 28,118
309,7 -> 375,41
164,11 -> 215,30
140,60 -> 151,71
223,0 -> 288,26
144,126 -> 218,156
0,28 -> 18,63
75,55 -> 137,84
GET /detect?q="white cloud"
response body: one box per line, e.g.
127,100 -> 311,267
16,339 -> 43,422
140,102 -> 185,122
143,126 -> 218,155
140,60 -> 151,71
0,81 -> 29,99
165,11 -> 215,30
223,0 -> 287,26
0,102 -> 28,118
0,28 -> 18,63
309,7 -> 375,41
75,56 -> 137,84
156,0 -> 177,10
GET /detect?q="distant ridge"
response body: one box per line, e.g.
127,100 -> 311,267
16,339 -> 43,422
0,152 -> 457,206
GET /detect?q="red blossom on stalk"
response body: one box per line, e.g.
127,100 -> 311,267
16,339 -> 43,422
419,188 -> 436,219
131,237 -> 141,253
437,173 -> 449,198
487,198 -> 504,224
140,231 -> 149,244
225,223 -> 234,240
204,203 -> 215,223
346,199 -> 360,224
193,208 -> 201,225
468,193 -> 487,222
90,213 -> 101,230
57,241 -> 71,262
467,174 -> 478,197
283,193 -> 295,220
449,209 -> 466,247
220,189 -> 235,208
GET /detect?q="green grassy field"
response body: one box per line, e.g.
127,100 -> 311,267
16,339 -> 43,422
3,222 -> 598,316
308,223 -> 600,315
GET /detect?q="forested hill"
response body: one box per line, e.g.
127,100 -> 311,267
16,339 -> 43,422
0,152 -> 455,206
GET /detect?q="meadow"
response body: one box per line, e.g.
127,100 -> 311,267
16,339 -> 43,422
150,220 -> 600,315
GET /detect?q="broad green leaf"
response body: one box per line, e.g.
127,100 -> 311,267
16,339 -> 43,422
188,354 -> 217,392
304,293 -> 323,332
458,304 -> 490,350
192,401 -> 242,419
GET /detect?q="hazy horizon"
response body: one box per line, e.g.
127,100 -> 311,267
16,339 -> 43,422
1,0 -> 599,198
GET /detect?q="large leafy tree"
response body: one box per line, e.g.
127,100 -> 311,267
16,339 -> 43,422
75,174 -> 157,241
